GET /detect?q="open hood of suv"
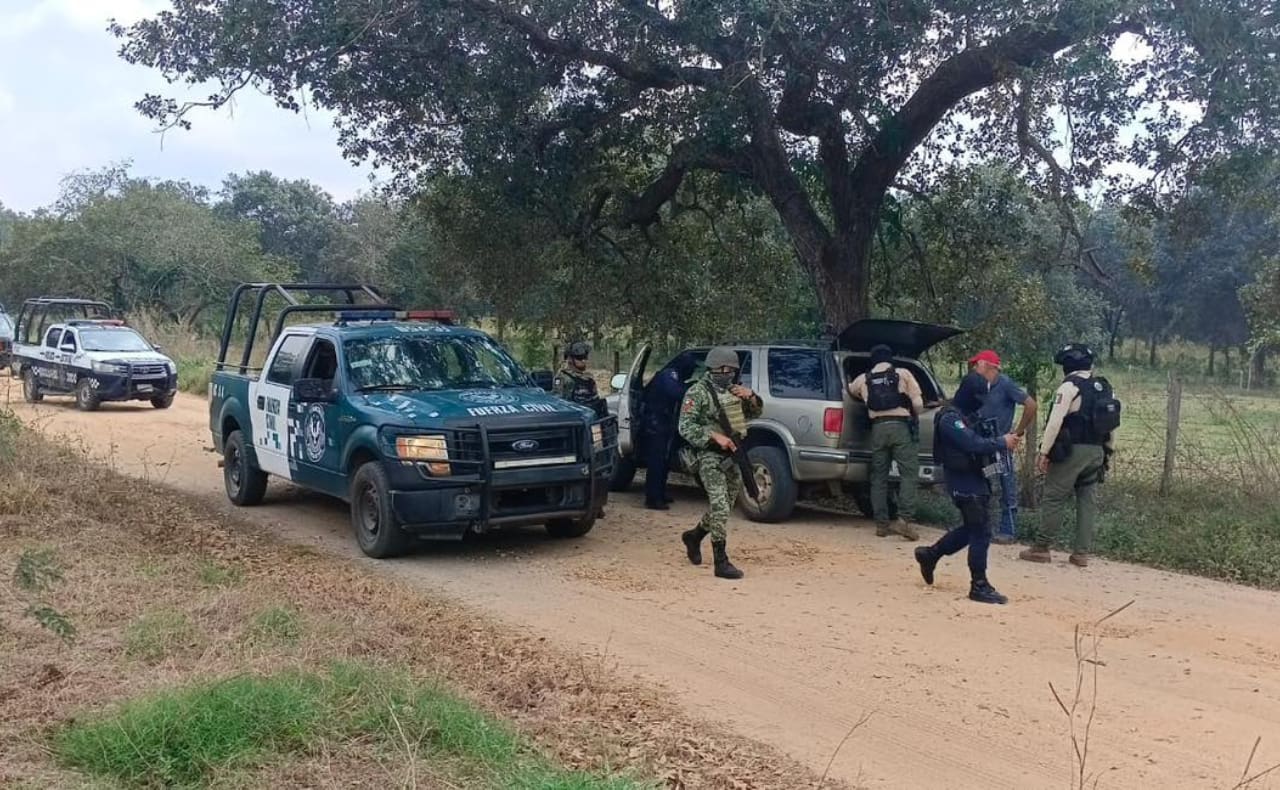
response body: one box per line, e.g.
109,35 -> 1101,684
834,319 -> 963,357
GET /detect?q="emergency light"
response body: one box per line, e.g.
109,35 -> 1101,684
335,309 -> 455,325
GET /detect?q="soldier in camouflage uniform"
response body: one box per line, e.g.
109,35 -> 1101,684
553,341 -> 606,518
677,346 -> 763,580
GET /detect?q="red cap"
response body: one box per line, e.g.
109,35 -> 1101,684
968,349 -> 1001,367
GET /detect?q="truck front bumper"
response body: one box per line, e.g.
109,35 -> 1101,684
384,457 -> 612,539
89,372 -> 178,402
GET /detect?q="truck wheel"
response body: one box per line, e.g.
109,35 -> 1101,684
75,379 -> 101,412
546,515 -> 595,539
741,446 -> 798,523
22,369 -> 42,403
151,392 -> 175,409
351,462 -> 410,558
609,450 -> 636,492
224,430 -> 268,506
850,485 -> 899,521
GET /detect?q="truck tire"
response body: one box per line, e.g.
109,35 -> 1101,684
75,379 -> 101,412
151,392 -> 175,409
224,430 -> 268,506
609,450 -> 636,492
546,515 -> 596,539
351,462 -> 411,559
22,369 -> 42,403
850,485 -> 900,521
741,445 -> 799,523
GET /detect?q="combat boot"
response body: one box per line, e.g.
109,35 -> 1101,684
875,522 -> 891,537
891,518 -> 919,541
681,527 -> 708,566
914,546 -> 939,586
712,541 -> 744,580
1019,547 -> 1052,563
1068,553 -> 1090,568
969,578 -> 1008,605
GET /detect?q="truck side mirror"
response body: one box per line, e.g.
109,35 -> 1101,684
293,378 -> 336,403
530,369 -> 554,391
609,373 -> 626,392
60,343 -> 76,353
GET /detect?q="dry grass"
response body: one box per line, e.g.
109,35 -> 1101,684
0,417 -> 850,789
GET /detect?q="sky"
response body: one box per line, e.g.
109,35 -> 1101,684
0,0 -> 376,213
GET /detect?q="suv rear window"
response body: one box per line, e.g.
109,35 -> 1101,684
767,348 -> 826,399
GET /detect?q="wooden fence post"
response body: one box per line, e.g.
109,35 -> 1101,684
1160,372 -> 1183,496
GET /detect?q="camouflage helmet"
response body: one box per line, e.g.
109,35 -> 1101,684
705,346 -> 740,370
566,341 -> 590,359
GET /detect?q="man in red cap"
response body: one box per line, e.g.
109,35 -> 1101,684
969,350 -> 1037,544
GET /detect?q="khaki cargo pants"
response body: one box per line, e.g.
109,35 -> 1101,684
1033,444 -> 1106,554
870,419 -> 918,526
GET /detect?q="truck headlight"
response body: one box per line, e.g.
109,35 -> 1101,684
591,424 -> 604,451
92,361 -> 128,375
396,435 -> 450,475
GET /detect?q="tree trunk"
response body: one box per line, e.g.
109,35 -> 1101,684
1249,345 -> 1269,390
1148,332 -> 1159,367
495,315 -> 507,343
1208,344 -> 1216,376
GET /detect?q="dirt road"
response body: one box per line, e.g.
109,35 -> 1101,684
7,383 -> 1280,789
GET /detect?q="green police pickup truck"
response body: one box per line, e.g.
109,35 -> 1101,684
209,283 -> 616,558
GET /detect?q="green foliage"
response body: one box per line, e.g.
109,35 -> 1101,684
14,547 -> 63,592
248,606 -> 303,645
123,610 -> 199,662
13,547 -> 75,644
56,665 -> 656,789
195,560 -> 242,589
111,0 -> 1280,324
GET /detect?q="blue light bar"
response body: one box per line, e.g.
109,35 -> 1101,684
336,310 -> 399,322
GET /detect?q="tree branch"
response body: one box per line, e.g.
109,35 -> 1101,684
458,0 -> 720,89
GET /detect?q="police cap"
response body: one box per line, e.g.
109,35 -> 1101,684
1053,343 -> 1095,372
566,341 -> 590,359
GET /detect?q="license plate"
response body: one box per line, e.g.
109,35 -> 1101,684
137,384 -> 153,393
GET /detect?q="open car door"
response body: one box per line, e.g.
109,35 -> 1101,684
616,344 -> 651,456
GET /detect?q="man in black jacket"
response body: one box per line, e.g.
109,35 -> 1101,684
914,372 -> 1021,605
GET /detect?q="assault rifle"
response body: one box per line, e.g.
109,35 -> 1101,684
704,379 -> 761,502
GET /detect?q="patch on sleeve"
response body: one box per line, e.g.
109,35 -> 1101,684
681,397 -> 695,413
1054,392 -> 1064,404
953,419 -> 965,430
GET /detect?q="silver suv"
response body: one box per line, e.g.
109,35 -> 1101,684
608,320 -> 960,522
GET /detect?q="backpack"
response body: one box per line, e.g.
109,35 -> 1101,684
866,368 -> 908,412
1067,374 -> 1122,444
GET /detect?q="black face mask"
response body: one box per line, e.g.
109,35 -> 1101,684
709,371 -> 735,390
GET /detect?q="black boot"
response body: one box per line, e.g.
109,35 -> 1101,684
914,546 -> 939,586
712,541 -> 744,580
969,578 -> 1008,605
681,527 -> 708,565
645,500 -> 670,511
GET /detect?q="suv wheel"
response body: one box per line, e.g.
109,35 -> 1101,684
546,515 -> 595,539
22,369 -> 42,403
850,486 -> 900,521
75,379 -> 101,412
741,445 -> 798,523
151,392 -> 175,410
609,449 -> 636,492
351,461 -> 411,558
224,429 -> 267,506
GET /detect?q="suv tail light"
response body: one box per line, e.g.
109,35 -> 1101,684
823,407 -> 844,438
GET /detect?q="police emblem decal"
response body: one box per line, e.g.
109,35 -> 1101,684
304,404 -> 327,462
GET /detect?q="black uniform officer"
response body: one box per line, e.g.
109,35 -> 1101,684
914,372 -> 1020,605
642,366 -> 684,510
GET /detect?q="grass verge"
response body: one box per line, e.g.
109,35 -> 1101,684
56,664 -> 646,789
0,413 -> 845,789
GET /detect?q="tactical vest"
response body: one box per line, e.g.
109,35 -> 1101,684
932,407 -> 986,476
564,370 -> 598,404
867,368 -> 909,413
717,389 -> 748,436
1062,375 -> 1121,446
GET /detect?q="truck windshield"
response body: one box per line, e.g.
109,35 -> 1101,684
81,328 -> 153,352
345,333 -> 529,392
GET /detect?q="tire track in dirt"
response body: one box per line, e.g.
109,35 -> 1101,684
7,383 -> 1280,789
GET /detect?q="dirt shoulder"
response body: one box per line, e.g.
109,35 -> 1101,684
0,417 -> 845,789
6,384 -> 1280,788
